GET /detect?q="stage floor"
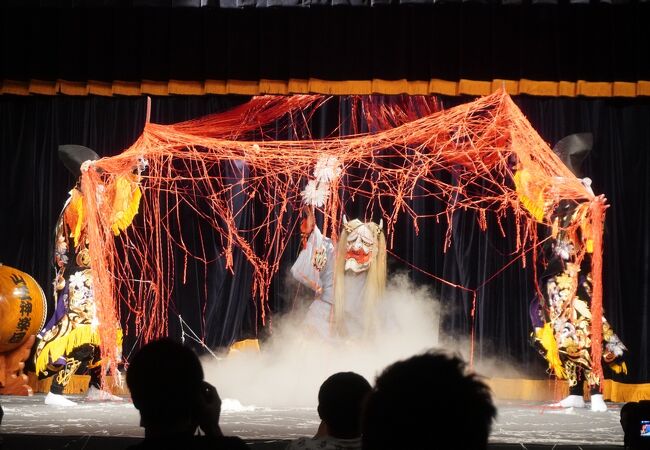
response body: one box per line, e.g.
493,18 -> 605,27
0,394 -> 625,447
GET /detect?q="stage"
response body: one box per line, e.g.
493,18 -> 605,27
0,393 -> 626,449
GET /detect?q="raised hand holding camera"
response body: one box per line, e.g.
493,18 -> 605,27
196,381 -> 223,438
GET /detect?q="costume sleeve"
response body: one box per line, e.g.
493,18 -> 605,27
291,225 -> 334,297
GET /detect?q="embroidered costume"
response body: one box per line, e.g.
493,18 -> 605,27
34,187 -> 109,395
34,145 -> 143,405
524,133 -> 626,410
533,199 -> 627,390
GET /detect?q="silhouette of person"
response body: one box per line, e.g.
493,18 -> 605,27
362,352 -> 496,450
287,372 -> 371,450
126,338 -> 248,450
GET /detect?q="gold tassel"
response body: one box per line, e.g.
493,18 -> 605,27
110,175 -> 142,236
70,190 -> 84,248
514,170 -> 546,222
610,362 -> 628,375
536,323 -> 566,379
521,197 -> 545,223
35,324 -> 101,374
89,329 -> 124,368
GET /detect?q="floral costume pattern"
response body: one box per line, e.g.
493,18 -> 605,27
533,200 -> 627,389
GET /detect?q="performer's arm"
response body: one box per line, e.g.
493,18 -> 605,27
291,210 -> 333,295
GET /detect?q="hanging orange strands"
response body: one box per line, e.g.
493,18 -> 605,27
77,90 -> 602,381
589,198 -> 607,386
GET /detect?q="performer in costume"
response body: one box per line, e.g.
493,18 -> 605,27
34,145 -> 144,406
528,134 -> 626,412
291,209 -> 387,341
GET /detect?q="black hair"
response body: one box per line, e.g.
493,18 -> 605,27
362,351 -> 496,450
318,372 -> 371,439
126,338 -> 204,428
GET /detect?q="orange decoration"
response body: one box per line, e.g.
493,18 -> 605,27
76,91 -> 604,382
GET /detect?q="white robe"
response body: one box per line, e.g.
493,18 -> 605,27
291,226 -> 369,340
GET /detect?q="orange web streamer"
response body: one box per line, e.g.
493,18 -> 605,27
79,90 -> 606,381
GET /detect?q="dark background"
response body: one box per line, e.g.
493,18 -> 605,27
2,5 -> 650,85
1,94 -> 649,381
1,4 -> 649,382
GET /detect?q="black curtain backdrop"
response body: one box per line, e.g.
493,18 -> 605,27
2,4 -> 650,84
1,94 -> 649,382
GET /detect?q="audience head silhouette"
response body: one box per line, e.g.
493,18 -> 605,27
317,372 -> 371,439
362,351 -> 496,450
126,338 -> 207,435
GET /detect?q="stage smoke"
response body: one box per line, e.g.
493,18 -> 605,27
202,273 -> 441,408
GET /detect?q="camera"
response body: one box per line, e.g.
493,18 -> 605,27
621,401 -> 650,449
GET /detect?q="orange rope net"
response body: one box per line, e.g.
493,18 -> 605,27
79,90 -> 604,381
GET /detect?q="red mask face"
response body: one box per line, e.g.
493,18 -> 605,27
344,222 -> 376,273
345,248 -> 371,265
